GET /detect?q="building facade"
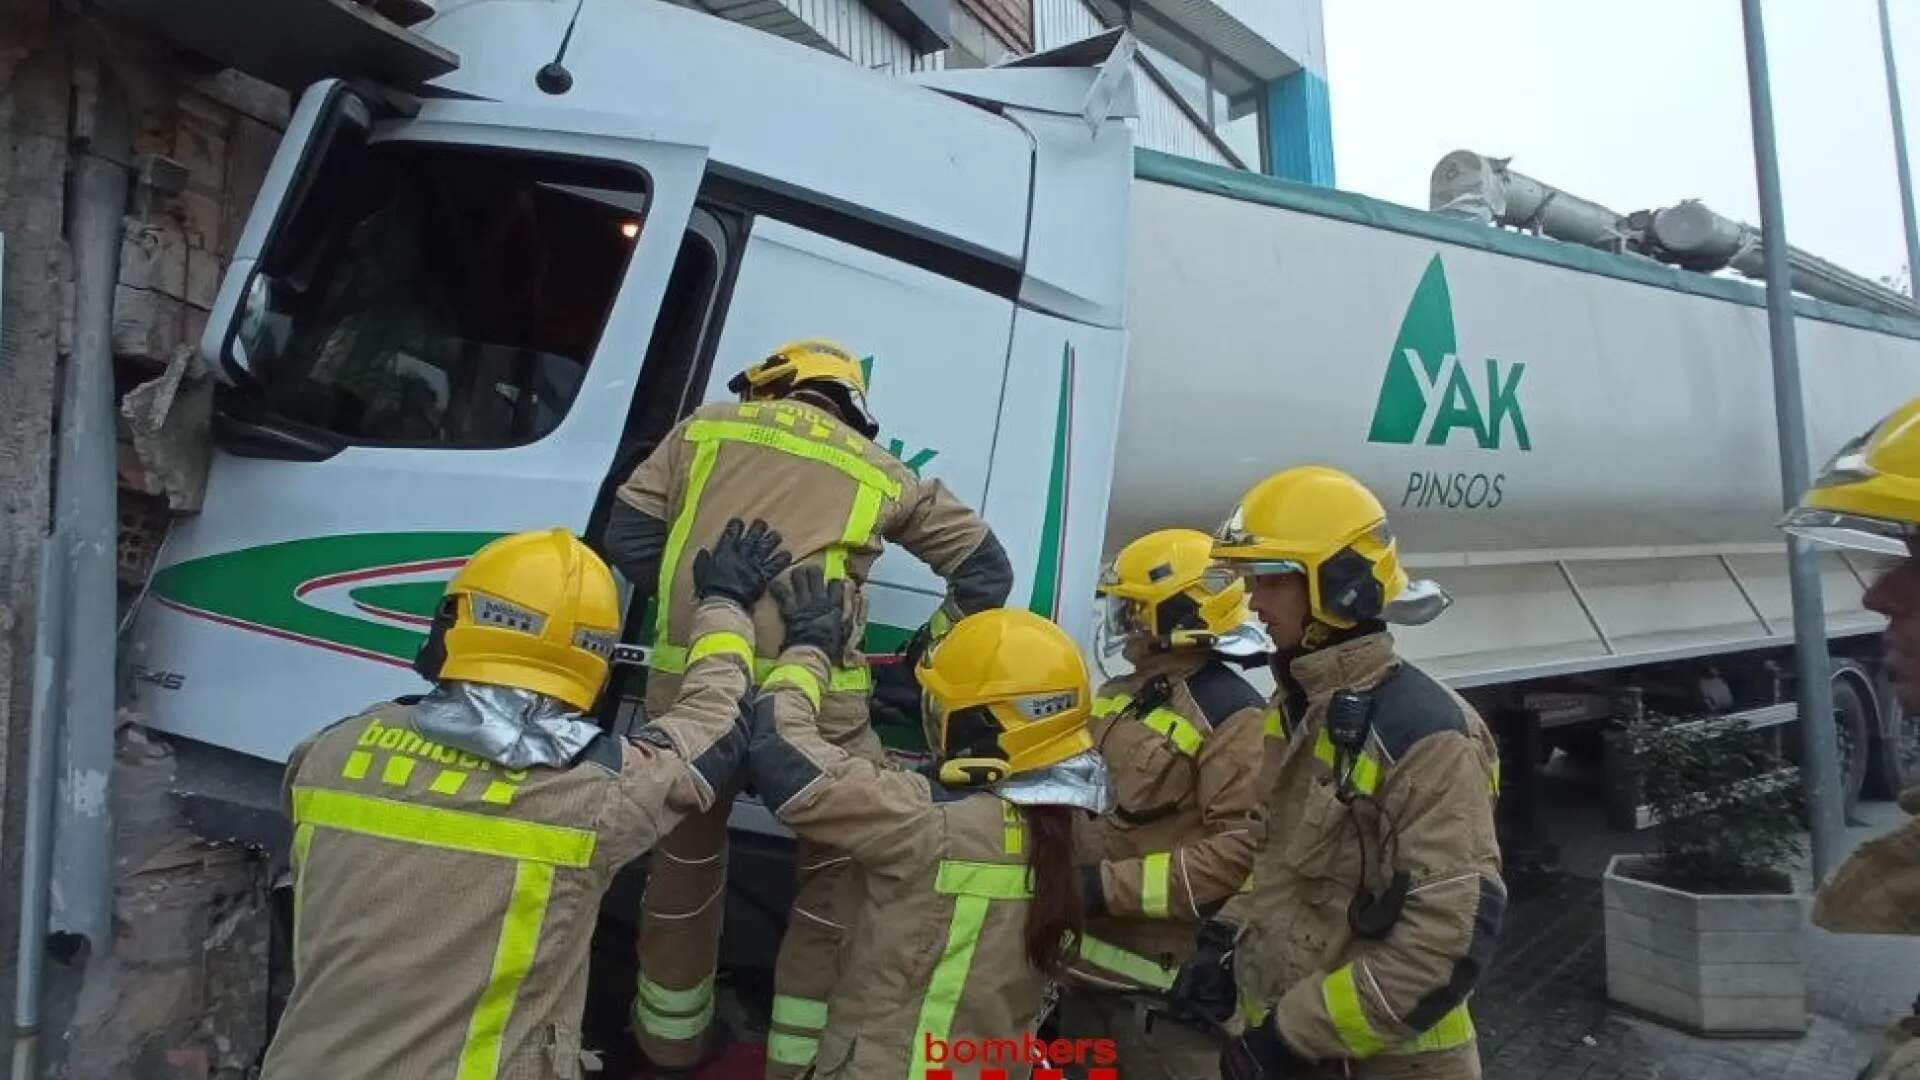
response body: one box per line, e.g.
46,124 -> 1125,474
671,0 -> 1334,182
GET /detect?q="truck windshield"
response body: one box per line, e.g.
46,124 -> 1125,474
232,144 -> 650,447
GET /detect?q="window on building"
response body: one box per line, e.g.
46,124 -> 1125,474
1123,4 -> 1266,171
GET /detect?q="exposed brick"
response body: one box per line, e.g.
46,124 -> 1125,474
173,94 -> 230,193
185,247 -> 219,310
168,188 -> 223,253
112,283 -> 187,365
119,222 -> 188,299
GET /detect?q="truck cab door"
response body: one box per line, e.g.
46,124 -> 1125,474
131,83 -> 713,762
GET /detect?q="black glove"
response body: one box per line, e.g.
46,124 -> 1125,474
1220,1014 -> 1312,1080
692,518 -> 790,609
770,565 -> 849,656
1167,918 -> 1238,1029
1079,865 -> 1109,919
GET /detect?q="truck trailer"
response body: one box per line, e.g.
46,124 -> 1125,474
120,0 -> 1916,1029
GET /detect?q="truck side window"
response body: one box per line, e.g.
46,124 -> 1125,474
231,146 -> 651,449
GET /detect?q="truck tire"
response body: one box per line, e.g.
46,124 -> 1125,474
1865,680 -> 1918,799
1831,668 -> 1871,815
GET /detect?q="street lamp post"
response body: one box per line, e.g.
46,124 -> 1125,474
1738,0 -> 1845,884
1882,0 -> 1920,298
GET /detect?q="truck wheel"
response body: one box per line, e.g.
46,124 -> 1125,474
1831,670 -> 1871,815
1865,686 -> 1918,800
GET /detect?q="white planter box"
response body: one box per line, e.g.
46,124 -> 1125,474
1602,853 -> 1809,1036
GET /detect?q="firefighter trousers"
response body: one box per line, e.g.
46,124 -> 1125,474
633,687 -> 883,1072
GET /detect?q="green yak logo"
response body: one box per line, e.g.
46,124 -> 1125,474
1366,256 -> 1531,452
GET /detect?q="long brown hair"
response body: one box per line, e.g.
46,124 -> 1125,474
1021,804 -> 1083,976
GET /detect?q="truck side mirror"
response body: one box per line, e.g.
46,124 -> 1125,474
203,80 -> 374,384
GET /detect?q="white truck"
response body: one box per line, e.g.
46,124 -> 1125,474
126,0 -> 1915,1018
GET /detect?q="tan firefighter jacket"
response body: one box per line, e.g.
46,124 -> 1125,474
262,601 -> 759,1080
1229,632 -> 1505,1067
1068,647 -> 1267,993
1814,786 -> 1920,937
739,646 -> 1060,1080
614,398 -> 1010,735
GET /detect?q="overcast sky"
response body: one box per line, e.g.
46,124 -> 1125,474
1323,0 -> 1920,286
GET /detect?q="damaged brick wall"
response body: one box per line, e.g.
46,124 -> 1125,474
1,7 -> 288,1077
0,0 -> 77,1057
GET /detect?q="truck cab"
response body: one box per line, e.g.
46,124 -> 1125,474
125,0 -> 1138,989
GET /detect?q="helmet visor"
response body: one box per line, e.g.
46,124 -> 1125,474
1099,593 -> 1144,653
1781,507 -> 1918,557
1383,578 -> 1453,626
1212,559 -> 1306,582
920,686 -> 948,758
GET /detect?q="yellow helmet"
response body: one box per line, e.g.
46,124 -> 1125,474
1212,466 -> 1429,631
726,339 -> 878,438
916,609 -> 1093,787
1097,529 -> 1256,652
422,529 -> 621,711
1782,397 -> 1920,555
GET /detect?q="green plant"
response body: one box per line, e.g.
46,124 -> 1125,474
1630,714 -> 1803,895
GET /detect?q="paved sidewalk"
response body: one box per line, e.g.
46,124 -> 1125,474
1474,798 -> 1919,1080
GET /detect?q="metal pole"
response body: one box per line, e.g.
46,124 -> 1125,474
49,116 -> 130,951
1882,0 -> 1920,297
12,540 -> 68,1080
1740,0 -> 1843,884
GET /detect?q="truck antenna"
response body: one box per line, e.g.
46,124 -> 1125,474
536,0 -> 587,94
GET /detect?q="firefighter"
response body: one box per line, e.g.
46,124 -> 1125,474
600,339 -> 1014,1074
1781,397 -> 1920,1080
262,520 -> 791,1079
1051,529 -> 1270,1077
738,566 -> 1110,1080
1192,466 -> 1505,1080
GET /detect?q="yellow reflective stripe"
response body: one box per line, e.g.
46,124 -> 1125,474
1239,991 -> 1267,1027
828,665 -> 873,692
381,755 -> 416,786
688,631 -> 753,668
431,769 -> 468,796
934,859 -> 1032,900
1322,964 -> 1387,1057
291,788 -> 595,867
455,860 -> 554,1080
1237,873 -> 1255,894
1141,851 -> 1171,917
342,750 -> 372,780
481,781 -> 516,806
1489,760 -> 1502,795
773,410 -> 797,428
653,437 -> 722,649
638,974 -> 714,1013
1075,934 -> 1178,990
771,994 -> 829,1029
909,894 -> 991,1076
290,823 -> 314,977
1314,727 -> 1337,768
1001,802 -> 1024,855
825,482 -> 886,581
1314,728 -> 1383,795
767,1032 -> 819,1066
651,645 -> 872,692
1388,1004 -> 1475,1055
634,998 -> 714,1041
1093,694 -> 1130,718
1263,708 -> 1287,740
1349,753 -> 1382,796
763,664 -> 823,709
684,419 -> 902,498
1141,707 -> 1205,757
